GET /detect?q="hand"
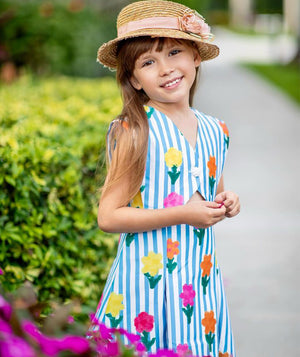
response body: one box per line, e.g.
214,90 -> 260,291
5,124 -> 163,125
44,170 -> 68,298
214,191 -> 240,218
184,200 -> 227,228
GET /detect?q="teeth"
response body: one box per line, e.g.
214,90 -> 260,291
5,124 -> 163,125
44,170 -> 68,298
165,78 -> 180,87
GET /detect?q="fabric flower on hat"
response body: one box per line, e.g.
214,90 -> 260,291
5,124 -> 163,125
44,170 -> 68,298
180,11 -> 212,40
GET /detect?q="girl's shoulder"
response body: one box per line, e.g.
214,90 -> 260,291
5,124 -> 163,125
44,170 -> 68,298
192,108 -> 229,137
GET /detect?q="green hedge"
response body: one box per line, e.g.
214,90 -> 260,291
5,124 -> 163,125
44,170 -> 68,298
0,75 -> 122,308
0,0 -> 118,77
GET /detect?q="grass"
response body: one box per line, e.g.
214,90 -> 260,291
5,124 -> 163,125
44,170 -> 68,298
245,62 -> 300,104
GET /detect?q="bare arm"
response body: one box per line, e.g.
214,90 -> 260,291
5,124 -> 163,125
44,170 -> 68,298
98,173 -> 226,233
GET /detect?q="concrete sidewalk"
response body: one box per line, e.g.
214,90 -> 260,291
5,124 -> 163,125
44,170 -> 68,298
194,29 -> 300,356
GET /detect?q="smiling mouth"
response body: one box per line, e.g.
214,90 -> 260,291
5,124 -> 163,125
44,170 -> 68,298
161,77 -> 183,88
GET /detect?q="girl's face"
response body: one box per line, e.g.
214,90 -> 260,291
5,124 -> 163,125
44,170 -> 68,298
130,39 -> 201,108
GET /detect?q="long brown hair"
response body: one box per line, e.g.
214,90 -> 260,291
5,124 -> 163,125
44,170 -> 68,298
101,37 -> 200,205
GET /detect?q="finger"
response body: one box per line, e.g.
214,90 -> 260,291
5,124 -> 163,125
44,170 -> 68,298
214,192 -> 226,203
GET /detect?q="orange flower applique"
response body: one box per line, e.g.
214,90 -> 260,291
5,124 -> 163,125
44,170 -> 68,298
219,121 -> 230,149
202,310 -> 216,352
219,353 -> 232,357
219,121 -> 229,137
207,156 -> 217,178
201,254 -> 212,277
207,156 -> 217,196
200,254 -> 212,295
166,239 -> 180,274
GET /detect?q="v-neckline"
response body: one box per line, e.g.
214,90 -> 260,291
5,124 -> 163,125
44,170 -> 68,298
150,106 -> 199,152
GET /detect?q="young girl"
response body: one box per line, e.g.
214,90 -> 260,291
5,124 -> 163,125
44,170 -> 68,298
93,1 -> 240,356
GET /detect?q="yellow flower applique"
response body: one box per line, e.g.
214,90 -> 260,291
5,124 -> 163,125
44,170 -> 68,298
141,251 -> 163,289
165,147 -> 183,185
105,292 -> 124,327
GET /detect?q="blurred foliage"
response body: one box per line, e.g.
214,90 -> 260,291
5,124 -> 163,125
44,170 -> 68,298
254,0 -> 282,14
0,0 -> 118,77
245,62 -> 300,104
0,74 -> 122,309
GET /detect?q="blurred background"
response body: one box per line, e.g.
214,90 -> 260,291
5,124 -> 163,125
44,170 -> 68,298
0,0 -> 299,81
0,1 -> 299,356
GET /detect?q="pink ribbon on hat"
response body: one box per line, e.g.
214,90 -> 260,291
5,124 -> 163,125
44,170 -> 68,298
118,12 -> 213,41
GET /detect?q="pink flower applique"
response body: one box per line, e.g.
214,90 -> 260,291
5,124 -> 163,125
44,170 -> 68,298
163,192 -> 184,208
134,312 -> 155,351
179,284 -> 195,325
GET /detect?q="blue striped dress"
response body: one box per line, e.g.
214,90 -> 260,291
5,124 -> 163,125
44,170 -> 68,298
94,106 -> 235,357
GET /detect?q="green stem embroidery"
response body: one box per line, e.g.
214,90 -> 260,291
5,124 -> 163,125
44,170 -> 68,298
141,331 -> 156,351
166,257 -> 177,274
182,304 -> 194,324
126,233 -> 135,247
209,176 -> 216,195
193,228 -> 205,246
205,331 -> 215,352
225,136 -> 229,149
144,273 -> 162,289
168,165 -> 181,185
201,275 -> 210,295
105,313 -> 123,328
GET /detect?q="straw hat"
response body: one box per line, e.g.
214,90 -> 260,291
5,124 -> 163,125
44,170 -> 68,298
97,0 -> 219,69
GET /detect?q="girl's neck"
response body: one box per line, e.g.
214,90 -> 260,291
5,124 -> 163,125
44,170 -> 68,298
147,100 -> 191,122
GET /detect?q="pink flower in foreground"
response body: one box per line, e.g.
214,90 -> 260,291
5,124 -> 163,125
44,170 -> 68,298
179,284 -> 196,307
67,315 -> 74,324
0,335 -> 36,357
164,192 -> 184,208
22,320 -> 89,356
0,268 -> 3,275
0,295 -> 12,321
149,349 -> 178,357
0,318 -> 13,334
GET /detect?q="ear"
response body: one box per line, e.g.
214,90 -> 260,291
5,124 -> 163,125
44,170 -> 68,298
194,51 -> 201,68
130,75 -> 142,90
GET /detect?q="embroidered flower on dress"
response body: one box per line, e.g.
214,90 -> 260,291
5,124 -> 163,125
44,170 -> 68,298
134,312 -> 155,351
200,254 -> 212,295
164,192 -> 184,208
166,239 -> 180,274
142,252 -> 163,289
176,344 -> 192,357
207,156 -> 217,196
105,292 -> 124,328
202,310 -> 217,352
165,147 -> 183,185
219,121 -> 230,149
180,284 -> 195,324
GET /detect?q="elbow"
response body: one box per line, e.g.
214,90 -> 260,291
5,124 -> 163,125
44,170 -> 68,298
97,212 -> 116,233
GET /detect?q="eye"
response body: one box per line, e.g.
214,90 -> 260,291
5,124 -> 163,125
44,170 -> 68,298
142,59 -> 154,67
169,49 -> 181,56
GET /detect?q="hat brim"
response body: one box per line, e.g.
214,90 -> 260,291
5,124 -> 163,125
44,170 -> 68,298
97,28 -> 219,69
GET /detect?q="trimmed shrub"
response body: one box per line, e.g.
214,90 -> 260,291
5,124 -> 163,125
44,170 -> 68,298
0,75 -> 122,308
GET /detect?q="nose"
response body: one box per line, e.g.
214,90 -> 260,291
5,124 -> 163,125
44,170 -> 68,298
158,58 -> 174,76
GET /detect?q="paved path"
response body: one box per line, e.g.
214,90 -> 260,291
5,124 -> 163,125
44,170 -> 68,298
194,28 -> 300,356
